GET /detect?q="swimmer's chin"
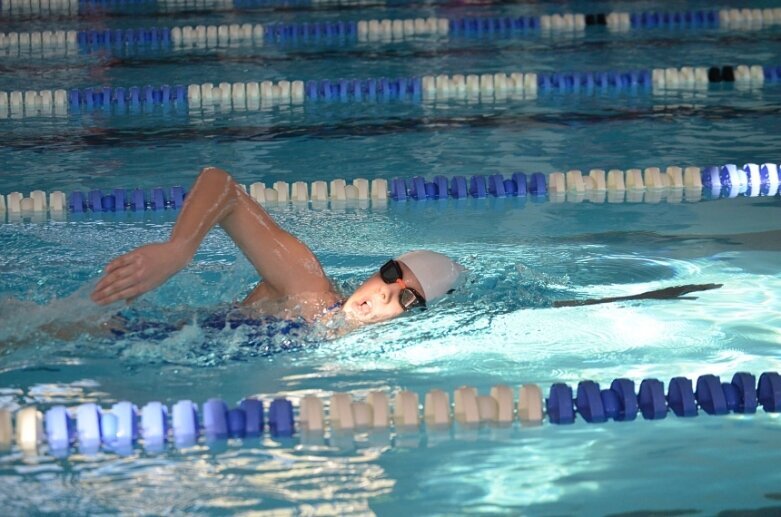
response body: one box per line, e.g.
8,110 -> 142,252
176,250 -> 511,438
340,307 -> 370,326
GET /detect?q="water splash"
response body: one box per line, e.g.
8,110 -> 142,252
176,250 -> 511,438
0,280 -> 116,346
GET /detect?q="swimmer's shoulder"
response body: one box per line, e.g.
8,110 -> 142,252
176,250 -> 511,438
241,289 -> 342,323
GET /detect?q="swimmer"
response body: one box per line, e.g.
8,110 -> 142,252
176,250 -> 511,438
90,167 -> 722,329
90,167 -> 464,327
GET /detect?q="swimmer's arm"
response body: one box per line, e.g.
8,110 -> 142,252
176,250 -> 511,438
92,167 -> 334,305
38,315 -> 126,341
207,169 -> 334,300
242,281 -> 276,305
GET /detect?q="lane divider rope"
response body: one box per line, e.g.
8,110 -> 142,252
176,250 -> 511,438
0,0 -> 236,18
2,163 -> 779,219
4,9 -> 781,56
2,5 -> 780,35
2,371 -> 779,456
0,63 -> 779,118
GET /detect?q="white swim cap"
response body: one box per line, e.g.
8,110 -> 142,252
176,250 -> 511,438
396,250 -> 464,301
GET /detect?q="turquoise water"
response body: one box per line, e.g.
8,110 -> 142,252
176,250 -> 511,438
2,1 -> 781,514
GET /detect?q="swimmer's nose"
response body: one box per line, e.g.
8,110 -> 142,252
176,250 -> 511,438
377,283 -> 393,305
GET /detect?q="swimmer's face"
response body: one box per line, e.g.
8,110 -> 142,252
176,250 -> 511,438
343,261 -> 425,325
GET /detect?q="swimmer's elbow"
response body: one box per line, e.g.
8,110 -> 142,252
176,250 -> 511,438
198,167 -> 243,197
199,166 -> 231,183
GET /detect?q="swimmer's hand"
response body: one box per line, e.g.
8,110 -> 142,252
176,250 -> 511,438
91,242 -> 189,305
553,283 -> 723,308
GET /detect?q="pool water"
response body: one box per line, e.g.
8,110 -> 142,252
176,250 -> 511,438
2,0 -> 781,514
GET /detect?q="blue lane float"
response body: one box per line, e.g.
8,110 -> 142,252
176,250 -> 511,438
268,398 -> 295,437
302,76 -> 422,102
44,406 -> 73,451
732,372 -> 758,413
112,401 -> 137,445
172,400 -> 198,446
696,374 -> 729,415
609,378 -> 638,421
76,403 -> 102,450
240,398 -> 265,436
203,399 -> 230,439
2,371 -> 780,458
758,372 -> 781,412
667,377 -> 697,417
69,186 -> 186,213
546,383 -> 575,424
629,10 -> 719,29
67,85 -> 188,111
141,401 -> 168,445
576,381 -> 606,423
638,379 -> 667,420
227,408 -> 246,438
77,27 -> 172,51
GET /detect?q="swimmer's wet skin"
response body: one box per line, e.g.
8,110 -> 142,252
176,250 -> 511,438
91,167 -> 464,327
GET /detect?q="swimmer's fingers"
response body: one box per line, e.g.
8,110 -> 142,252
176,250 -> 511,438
92,250 -> 149,304
91,242 -> 188,305
102,252 -> 138,276
95,257 -> 137,287
93,257 -> 140,299
94,284 -> 144,306
92,269 -> 144,305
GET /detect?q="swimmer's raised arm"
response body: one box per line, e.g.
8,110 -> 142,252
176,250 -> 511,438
91,166 -> 335,306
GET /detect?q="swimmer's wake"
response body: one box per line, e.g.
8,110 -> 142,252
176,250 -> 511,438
553,283 -> 724,307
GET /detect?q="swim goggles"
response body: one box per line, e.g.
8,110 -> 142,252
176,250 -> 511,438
379,260 -> 427,311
